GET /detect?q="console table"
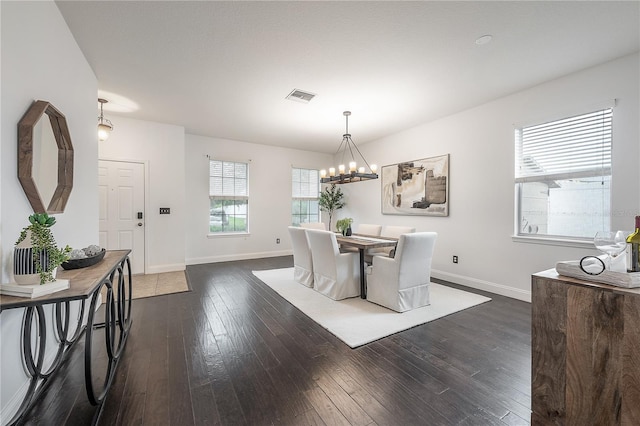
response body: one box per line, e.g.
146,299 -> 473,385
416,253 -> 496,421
531,269 -> 640,425
0,250 -> 132,425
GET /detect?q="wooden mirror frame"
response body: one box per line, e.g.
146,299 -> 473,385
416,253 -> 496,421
18,100 -> 74,214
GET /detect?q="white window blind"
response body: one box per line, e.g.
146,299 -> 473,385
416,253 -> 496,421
515,107 -> 613,239
515,108 -> 612,182
209,160 -> 248,233
209,161 -> 248,197
292,168 -> 319,198
292,168 -> 320,226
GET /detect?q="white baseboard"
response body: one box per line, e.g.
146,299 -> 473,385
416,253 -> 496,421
145,263 -> 186,274
186,250 -> 293,266
431,269 -> 531,303
182,254 -> 531,302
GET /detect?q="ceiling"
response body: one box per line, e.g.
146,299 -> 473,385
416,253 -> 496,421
56,1 -> 639,154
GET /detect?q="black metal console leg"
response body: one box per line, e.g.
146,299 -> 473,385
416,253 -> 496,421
2,251 -> 132,426
8,301 -> 82,426
84,257 -> 133,407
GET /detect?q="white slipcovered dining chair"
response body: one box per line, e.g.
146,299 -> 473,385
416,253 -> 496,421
382,225 -> 416,239
305,229 -> 360,300
366,232 -> 437,312
356,224 -> 382,236
365,225 -> 416,263
300,222 -> 326,230
288,226 -> 314,287
366,225 -> 416,260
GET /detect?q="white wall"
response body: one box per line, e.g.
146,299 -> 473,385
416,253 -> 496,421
184,134 -> 332,264
98,116 -> 186,273
0,0 -> 3,304
0,1 -> 98,421
342,53 -> 639,301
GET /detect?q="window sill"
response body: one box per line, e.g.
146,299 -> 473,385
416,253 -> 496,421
207,232 -> 250,239
512,235 -> 593,249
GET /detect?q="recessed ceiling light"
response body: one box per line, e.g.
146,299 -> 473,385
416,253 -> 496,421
475,34 -> 493,45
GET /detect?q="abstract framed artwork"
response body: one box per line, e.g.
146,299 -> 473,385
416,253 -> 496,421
381,154 -> 449,216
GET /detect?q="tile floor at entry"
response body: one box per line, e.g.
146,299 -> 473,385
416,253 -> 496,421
101,270 -> 189,300
131,271 -> 189,298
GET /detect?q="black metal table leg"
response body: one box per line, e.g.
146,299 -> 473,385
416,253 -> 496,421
7,300 -> 87,426
359,247 -> 366,298
84,257 -> 133,407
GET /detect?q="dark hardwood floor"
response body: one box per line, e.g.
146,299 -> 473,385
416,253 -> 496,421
23,256 -> 531,425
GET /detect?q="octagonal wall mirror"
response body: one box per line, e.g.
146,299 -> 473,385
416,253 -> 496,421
18,100 -> 74,214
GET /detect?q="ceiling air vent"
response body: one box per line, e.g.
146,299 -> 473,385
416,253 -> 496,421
286,89 -> 316,103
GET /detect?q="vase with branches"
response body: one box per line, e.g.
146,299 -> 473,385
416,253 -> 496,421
319,184 -> 345,231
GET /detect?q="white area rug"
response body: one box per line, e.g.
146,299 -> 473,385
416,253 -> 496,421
252,267 -> 491,348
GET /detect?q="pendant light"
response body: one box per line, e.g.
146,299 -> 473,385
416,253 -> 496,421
97,98 -> 114,141
320,111 -> 378,184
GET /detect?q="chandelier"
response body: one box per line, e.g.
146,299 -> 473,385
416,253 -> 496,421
320,111 -> 378,184
97,98 -> 114,141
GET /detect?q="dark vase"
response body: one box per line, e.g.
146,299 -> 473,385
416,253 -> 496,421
346,226 -> 352,236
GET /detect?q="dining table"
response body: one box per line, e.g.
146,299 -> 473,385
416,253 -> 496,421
335,233 -> 398,298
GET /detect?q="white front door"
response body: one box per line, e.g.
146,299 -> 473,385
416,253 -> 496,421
98,160 -> 145,274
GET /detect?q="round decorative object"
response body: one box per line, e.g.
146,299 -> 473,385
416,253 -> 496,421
61,249 -> 106,270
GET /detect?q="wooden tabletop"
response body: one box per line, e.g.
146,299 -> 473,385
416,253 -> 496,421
534,268 -> 640,296
0,250 -> 130,311
335,233 -> 398,249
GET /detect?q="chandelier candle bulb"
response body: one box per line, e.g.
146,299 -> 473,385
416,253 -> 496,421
349,162 -> 357,172
338,164 -> 346,174
329,167 -> 336,177
370,164 -> 378,173
358,166 -> 365,173
320,169 -> 327,178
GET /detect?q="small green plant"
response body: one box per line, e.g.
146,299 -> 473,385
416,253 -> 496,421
319,184 -> 345,231
336,218 -> 353,235
16,213 -> 72,284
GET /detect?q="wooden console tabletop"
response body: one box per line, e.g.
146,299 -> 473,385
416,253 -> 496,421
0,250 -> 131,311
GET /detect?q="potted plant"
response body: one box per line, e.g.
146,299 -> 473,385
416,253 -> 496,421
319,184 -> 345,231
14,213 -> 71,285
336,218 -> 353,236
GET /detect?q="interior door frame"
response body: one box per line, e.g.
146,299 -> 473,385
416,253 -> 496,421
98,157 -> 149,275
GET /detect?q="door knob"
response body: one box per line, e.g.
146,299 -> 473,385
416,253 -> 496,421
137,222 -> 143,227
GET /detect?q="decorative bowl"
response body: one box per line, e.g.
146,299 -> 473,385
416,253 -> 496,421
61,248 -> 106,270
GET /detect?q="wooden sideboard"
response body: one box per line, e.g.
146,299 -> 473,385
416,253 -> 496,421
531,269 -> 640,425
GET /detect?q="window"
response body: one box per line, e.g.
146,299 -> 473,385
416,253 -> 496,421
515,107 -> 612,239
292,168 -> 320,226
209,160 -> 248,233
